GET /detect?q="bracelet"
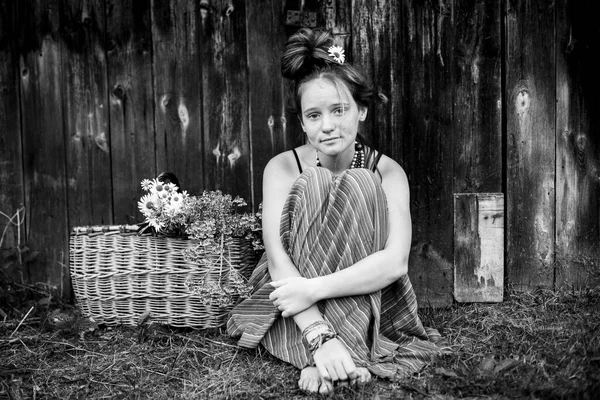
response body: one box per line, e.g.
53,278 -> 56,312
302,320 -> 331,344
307,330 -> 337,355
301,320 -> 337,355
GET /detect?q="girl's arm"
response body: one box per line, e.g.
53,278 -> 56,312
260,153 -> 326,328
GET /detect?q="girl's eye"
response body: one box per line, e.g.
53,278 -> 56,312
333,107 -> 347,115
307,114 -> 320,120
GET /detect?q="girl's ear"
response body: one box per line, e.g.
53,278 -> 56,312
359,108 -> 368,121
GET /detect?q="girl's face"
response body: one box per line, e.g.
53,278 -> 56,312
299,77 -> 366,159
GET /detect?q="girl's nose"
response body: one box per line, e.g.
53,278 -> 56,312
322,115 -> 335,133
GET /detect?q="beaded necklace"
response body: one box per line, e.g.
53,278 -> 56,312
316,141 -> 365,169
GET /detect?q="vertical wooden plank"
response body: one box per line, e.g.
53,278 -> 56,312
453,1 -> 502,193
555,0 -> 600,288
151,0 -> 205,196
320,0 -> 351,51
246,0 -> 293,208
454,193 -> 504,302
61,0 -> 112,227
506,0 -> 556,289
452,1 -> 503,302
351,0 -> 392,148
322,0 -> 351,35
386,0 -> 407,164
397,1 -> 455,307
17,0 -> 69,294
199,0 -> 251,201
0,0 -> 25,280
106,0 -> 156,223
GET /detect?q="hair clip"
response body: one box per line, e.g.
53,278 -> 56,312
328,45 -> 345,64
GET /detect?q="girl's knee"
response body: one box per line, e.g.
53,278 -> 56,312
336,169 -> 384,202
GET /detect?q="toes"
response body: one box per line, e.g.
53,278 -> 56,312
299,367 -> 322,394
305,380 -> 320,393
319,379 -> 334,395
354,367 -> 372,385
298,378 -> 319,393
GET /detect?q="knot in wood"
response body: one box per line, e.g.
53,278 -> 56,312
575,132 -> 587,151
515,90 -> 530,114
112,85 -> 126,100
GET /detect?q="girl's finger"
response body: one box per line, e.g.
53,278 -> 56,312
333,363 -> 348,382
268,289 -> 279,301
326,365 -> 339,382
342,358 -> 357,380
316,363 -> 330,382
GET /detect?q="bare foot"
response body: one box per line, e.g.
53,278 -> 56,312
352,367 -> 371,385
298,366 -> 334,394
298,366 -> 371,394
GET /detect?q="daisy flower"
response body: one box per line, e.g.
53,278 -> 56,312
138,193 -> 160,217
141,179 -> 153,191
147,218 -> 164,230
170,192 -> 184,205
328,45 -> 345,64
154,181 -> 165,193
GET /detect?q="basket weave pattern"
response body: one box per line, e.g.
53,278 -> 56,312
69,224 -> 258,328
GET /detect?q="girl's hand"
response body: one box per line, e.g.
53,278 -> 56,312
269,277 -> 318,317
313,337 -> 358,383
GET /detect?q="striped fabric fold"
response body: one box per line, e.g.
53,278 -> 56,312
227,165 -> 449,380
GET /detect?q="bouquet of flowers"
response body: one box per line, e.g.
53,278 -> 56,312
138,178 -> 190,236
137,177 -> 263,306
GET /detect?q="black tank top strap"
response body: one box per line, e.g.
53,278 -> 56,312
363,144 -> 383,183
371,150 -> 383,172
292,148 -> 303,173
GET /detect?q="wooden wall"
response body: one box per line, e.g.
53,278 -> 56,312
0,0 -> 598,304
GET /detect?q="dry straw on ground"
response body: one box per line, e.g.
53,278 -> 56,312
1,277 -> 598,399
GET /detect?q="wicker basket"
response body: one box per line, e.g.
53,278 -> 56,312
69,224 -> 259,328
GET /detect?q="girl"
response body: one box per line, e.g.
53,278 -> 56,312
228,27 -> 448,395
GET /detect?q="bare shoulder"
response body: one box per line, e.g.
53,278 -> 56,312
264,149 -> 298,179
263,148 -> 304,194
376,153 -> 409,189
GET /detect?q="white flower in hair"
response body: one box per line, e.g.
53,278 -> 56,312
328,45 -> 345,64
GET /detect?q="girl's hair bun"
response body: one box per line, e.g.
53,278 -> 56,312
281,28 -> 334,81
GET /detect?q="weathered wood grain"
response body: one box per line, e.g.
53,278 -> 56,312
0,0 -> 25,283
454,193 -> 504,302
106,0 -> 156,224
351,0 -> 391,147
398,1 -> 455,307
5,0 -> 600,299
17,0 -> 70,295
199,0 -> 251,201
61,0 -> 112,227
506,0 -> 556,289
151,0 -> 205,196
453,0 -> 502,193
246,0 -> 295,209
555,0 -> 600,288
320,0 -> 351,51
322,0 -> 350,33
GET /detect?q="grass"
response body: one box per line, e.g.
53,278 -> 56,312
1,279 -> 599,400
